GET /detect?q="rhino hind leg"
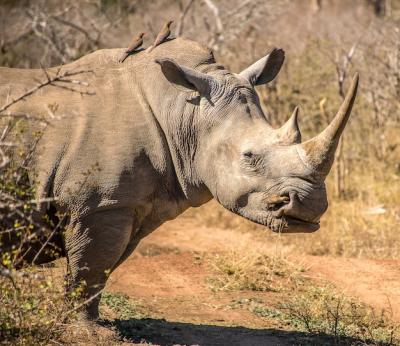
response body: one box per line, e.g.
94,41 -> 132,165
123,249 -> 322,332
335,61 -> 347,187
64,208 -> 134,320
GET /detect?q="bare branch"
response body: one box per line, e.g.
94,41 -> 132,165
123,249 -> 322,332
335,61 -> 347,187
176,0 -> 195,36
32,213 -> 66,265
63,290 -> 102,317
51,83 -> 95,96
203,0 -> 223,33
0,147 -> 10,169
40,63 -> 51,82
52,16 -> 98,44
0,68 -> 94,114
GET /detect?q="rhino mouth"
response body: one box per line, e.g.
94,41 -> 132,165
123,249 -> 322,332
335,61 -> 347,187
238,207 -> 320,233
280,215 -> 320,233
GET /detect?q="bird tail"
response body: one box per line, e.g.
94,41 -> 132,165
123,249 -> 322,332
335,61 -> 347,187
119,52 -> 129,63
146,45 -> 155,54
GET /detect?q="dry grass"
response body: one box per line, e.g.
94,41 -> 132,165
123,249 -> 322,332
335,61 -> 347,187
208,245 -> 400,345
280,285 -> 400,345
207,248 -> 304,292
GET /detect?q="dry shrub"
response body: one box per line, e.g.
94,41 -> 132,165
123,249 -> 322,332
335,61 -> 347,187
0,109 -> 114,345
207,247 -> 303,292
0,117 -> 72,344
0,266 -> 75,345
0,160 -> 117,344
0,266 -> 127,345
281,285 -> 400,345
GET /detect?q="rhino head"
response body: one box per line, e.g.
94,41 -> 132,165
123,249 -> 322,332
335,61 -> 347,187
156,49 -> 358,233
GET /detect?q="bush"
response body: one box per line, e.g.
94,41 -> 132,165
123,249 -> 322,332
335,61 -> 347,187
281,285 -> 400,345
0,266 -> 77,345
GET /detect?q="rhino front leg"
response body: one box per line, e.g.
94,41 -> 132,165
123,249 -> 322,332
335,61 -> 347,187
64,208 -> 134,320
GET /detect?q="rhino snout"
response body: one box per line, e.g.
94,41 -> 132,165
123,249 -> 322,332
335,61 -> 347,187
280,191 -> 328,224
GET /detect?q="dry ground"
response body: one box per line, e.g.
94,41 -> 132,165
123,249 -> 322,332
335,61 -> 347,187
98,214 -> 400,345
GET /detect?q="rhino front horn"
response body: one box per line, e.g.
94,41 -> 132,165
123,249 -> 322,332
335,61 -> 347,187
300,73 -> 359,177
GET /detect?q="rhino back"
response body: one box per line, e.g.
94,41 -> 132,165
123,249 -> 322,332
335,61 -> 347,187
0,38 -> 213,216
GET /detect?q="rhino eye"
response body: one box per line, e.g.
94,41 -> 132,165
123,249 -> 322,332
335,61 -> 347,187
243,151 -> 264,172
239,94 -> 247,104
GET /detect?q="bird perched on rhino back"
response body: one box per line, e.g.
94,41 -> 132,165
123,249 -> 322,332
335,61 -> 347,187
147,20 -> 173,53
118,32 -> 146,63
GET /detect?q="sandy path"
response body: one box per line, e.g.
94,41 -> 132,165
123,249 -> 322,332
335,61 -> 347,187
300,255 -> 400,320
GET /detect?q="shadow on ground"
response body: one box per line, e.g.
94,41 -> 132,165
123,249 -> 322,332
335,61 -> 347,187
103,318 -> 369,346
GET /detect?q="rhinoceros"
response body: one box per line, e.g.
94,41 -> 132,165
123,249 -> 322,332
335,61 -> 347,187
0,37 -> 358,319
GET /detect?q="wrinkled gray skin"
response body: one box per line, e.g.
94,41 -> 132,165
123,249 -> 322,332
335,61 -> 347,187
0,38 -> 358,319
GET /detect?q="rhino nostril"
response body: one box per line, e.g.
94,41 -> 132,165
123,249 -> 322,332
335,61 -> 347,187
266,195 -> 290,213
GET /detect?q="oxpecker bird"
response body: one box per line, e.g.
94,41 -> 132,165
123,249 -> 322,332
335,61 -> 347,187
147,20 -> 173,53
119,32 -> 146,63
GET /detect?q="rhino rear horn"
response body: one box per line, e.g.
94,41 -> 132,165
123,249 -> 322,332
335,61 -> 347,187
277,106 -> 301,145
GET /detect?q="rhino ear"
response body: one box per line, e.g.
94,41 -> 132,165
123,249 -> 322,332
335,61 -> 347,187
155,58 -> 216,95
240,48 -> 285,86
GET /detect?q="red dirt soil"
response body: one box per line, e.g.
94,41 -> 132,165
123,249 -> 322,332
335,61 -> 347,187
105,216 -> 400,345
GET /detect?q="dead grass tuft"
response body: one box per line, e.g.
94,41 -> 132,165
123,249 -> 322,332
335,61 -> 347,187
207,247 -> 304,292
